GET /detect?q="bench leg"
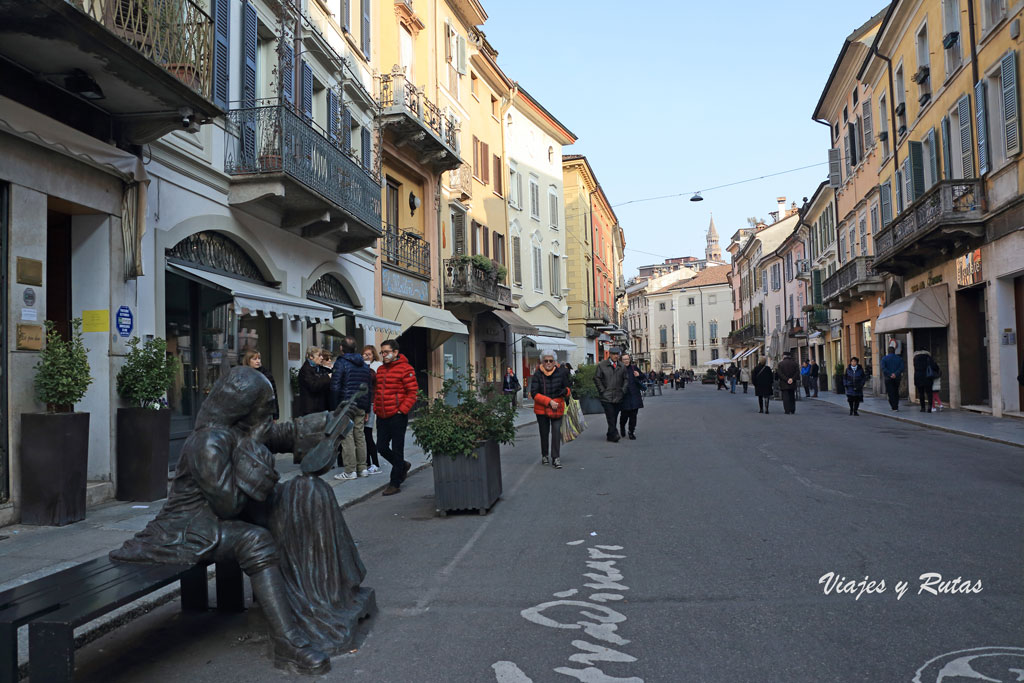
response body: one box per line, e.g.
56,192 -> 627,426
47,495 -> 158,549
0,622 -> 17,683
29,622 -> 74,683
215,560 -> 245,613
180,565 -> 209,612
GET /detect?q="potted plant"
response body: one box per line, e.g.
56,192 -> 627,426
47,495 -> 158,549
571,364 -> 603,414
834,362 -> 846,395
21,319 -> 93,525
411,371 -> 516,516
115,337 -> 179,501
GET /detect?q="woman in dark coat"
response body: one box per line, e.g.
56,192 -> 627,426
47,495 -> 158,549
618,353 -> 644,439
530,351 -> 572,469
297,346 -> 332,416
844,356 -> 867,416
751,358 -> 774,414
912,349 -> 939,412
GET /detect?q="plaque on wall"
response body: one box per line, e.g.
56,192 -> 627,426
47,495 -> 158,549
382,266 -> 430,304
16,324 -> 44,350
288,342 -> 301,361
16,257 -> 43,286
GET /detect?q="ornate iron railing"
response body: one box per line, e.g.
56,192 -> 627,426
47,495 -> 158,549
379,70 -> 460,152
821,256 -> 879,302
383,229 -> 430,277
443,259 -> 512,306
873,179 -> 982,259
225,104 -> 382,231
586,303 -> 612,322
74,0 -> 213,100
728,325 -> 757,345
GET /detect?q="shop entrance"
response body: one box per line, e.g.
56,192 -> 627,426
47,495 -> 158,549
0,183 -> 7,504
956,285 -> 989,406
397,326 -> 430,398
1016,276 -> 1024,411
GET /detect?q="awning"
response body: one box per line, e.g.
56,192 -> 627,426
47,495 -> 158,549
525,335 -> 578,352
382,298 -> 468,349
596,333 -> 613,343
739,345 -> 762,360
168,264 -> 333,323
491,309 -> 540,335
730,349 -> 746,361
875,284 -> 949,334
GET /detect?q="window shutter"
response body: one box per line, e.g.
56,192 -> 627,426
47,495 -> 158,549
941,116 -> 952,179
549,254 -> 556,295
342,107 -> 352,152
1002,50 -> 1020,156
282,43 -> 295,105
517,172 -> 523,209
895,170 -> 904,213
212,0 -> 230,110
880,182 -> 892,225
472,136 -> 479,176
926,128 -> 939,188
457,35 -> 467,75
453,213 -> 466,255
481,143 -> 489,183
976,80 -> 989,175
812,268 -> 822,305
482,226 -> 489,257
863,101 -> 874,148
301,61 -> 313,121
828,147 -> 842,187
342,0 -> 350,32
512,236 -> 522,284
909,140 -> 925,199
958,94 -> 975,177
493,155 -> 502,194
843,133 -> 851,177
549,193 -> 558,226
327,90 -> 337,141
241,1 -> 257,107
361,0 -> 371,56
469,220 -> 477,254
492,232 -> 500,262
361,127 -> 372,170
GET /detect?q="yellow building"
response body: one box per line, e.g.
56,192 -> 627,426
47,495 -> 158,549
863,0 -> 1024,416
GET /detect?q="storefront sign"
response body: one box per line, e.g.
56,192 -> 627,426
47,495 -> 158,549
116,306 -> 134,338
82,309 -> 110,333
956,249 -> 983,288
381,266 -> 429,304
16,324 -> 43,350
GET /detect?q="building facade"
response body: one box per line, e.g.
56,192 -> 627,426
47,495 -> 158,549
647,265 -> 732,372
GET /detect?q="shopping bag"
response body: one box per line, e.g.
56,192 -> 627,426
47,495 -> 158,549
561,396 -> 586,443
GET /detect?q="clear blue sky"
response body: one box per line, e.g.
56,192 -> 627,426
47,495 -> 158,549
483,1 -> 886,278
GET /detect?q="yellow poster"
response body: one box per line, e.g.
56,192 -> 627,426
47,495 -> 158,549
82,309 -> 110,333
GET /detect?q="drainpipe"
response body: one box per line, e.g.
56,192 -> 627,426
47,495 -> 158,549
967,1 -> 979,86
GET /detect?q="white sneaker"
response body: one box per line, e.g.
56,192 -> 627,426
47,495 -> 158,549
357,470 -> 369,478
334,472 -> 358,481
366,465 -> 381,474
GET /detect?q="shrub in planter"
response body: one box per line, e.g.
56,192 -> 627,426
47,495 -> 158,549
115,337 -> 178,501
23,320 -> 93,525
834,362 -> 846,394
570,364 -> 603,414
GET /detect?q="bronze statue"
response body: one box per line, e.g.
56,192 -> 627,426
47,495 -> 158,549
111,367 -> 374,674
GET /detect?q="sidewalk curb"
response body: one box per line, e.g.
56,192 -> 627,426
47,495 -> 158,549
810,397 -> 1023,449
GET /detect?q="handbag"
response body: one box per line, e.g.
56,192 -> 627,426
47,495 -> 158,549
561,396 -> 586,443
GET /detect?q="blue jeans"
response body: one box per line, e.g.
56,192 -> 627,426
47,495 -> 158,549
729,377 -> 737,393
377,413 -> 409,488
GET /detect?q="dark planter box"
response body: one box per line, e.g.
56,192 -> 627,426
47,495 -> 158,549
579,396 -> 604,415
117,407 -> 171,502
21,412 -> 90,526
835,375 -> 845,394
432,440 -> 502,516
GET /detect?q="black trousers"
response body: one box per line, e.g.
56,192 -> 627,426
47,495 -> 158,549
377,413 -> 409,488
602,402 -> 621,439
758,396 -> 771,412
619,409 -> 638,435
917,384 -> 933,411
364,425 -> 379,467
848,397 -> 862,414
885,377 -> 900,410
741,381 -> 749,393
781,389 -> 796,414
537,415 -> 562,460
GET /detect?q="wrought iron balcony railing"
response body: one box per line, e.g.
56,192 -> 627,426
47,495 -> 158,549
585,303 -> 612,322
873,179 -> 983,265
821,256 -> 882,304
225,103 -> 382,231
383,228 -> 430,278
75,0 -> 213,100
379,70 -> 459,153
443,258 -> 512,306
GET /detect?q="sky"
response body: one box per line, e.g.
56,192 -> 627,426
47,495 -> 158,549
482,1 -> 887,279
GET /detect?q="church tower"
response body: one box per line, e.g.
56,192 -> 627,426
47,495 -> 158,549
705,214 -> 722,263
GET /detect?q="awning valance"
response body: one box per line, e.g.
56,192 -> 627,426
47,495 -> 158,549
382,298 -> 468,349
874,284 -> 949,334
525,335 -> 578,352
354,311 -> 403,336
491,309 -> 540,335
168,264 -> 333,323
739,345 -> 762,360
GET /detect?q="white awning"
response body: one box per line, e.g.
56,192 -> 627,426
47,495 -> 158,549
525,335 -> 578,352
739,345 -> 762,360
730,349 -> 746,361
168,264 -> 333,323
875,284 -> 949,334
491,309 -> 540,335
353,311 -> 403,336
382,298 -> 468,349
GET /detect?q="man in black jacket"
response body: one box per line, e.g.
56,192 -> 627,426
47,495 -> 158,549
775,352 -> 801,415
594,348 -> 628,442
330,336 -> 373,480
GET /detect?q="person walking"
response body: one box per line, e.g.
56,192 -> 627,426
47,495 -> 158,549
844,357 -> 866,415
739,365 -> 751,393
752,358 -> 774,414
330,336 -> 373,481
530,351 -> 571,468
297,346 -> 331,417
776,352 -> 800,415
716,365 -> 726,390
800,360 -> 812,397
503,367 -> 522,410
375,339 -> 419,496
242,349 -> 279,419
594,347 -> 627,442
932,373 -> 943,412
912,348 -> 939,413
881,344 -> 905,411
619,353 -> 644,440
362,345 -> 382,474
727,363 -> 739,393
809,359 -> 820,397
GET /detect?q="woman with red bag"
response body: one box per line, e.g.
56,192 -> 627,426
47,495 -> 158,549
530,350 -> 572,469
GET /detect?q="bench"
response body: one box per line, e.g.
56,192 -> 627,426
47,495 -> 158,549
0,557 -> 244,683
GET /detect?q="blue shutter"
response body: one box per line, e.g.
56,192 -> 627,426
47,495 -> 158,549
301,61 -> 313,120
281,43 -> 294,105
360,0 -> 371,56
212,0 -> 230,109
880,182 -> 892,226
976,80 -> 989,175
941,116 -> 952,179
361,127 -> 372,170
958,94 -> 975,177
1001,50 -> 1019,156
895,169 -> 903,213
327,90 -> 338,141
342,107 -> 352,152
828,147 -> 841,187
240,2 -> 257,165
342,0 -> 350,32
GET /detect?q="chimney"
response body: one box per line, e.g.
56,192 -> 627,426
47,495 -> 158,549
777,196 -> 787,219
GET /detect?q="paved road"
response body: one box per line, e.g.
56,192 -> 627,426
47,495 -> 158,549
72,385 -> 1024,682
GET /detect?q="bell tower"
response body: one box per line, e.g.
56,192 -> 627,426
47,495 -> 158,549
705,214 -> 721,262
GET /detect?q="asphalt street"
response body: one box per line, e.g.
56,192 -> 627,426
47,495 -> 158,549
69,385 -> 1024,683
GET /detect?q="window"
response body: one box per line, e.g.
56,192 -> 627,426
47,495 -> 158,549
838,227 -> 846,263
359,0 -> 370,56
690,350 -> 698,366
471,137 -> 490,183
491,95 -> 499,118
878,93 -> 890,158
549,190 -> 559,228
493,155 -> 502,195
771,263 -> 781,291
493,232 -> 505,267
659,327 -> 668,346
948,95 -> 975,179
849,226 -> 858,258
775,305 -> 781,330
529,176 -> 540,220
532,244 -> 543,291
508,162 -> 523,208
470,72 -> 478,99
869,205 -> 878,254
663,352 -> 670,364
688,322 -> 696,340
982,0 -> 1006,33
785,252 -> 793,281
982,52 -> 1021,171
708,294 -> 717,305
549,254 -> 561,297
512,235 -> 522,285
895,62 -> 907,135
710,348 -> 719,361
659,302 -> 666,311
761,270 -> 767,293
687,297 -> 695,306
451,207 -> 467,254
943,0 -> 963,77
709,320 -> 718,339
444,22 -> 466,98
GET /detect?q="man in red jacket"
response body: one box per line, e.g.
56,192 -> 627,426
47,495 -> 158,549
375,339 -> 419,496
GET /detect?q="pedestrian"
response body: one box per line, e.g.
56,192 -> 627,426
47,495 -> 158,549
752,358 -> 774,414
737,366 -> 753,393
775,352 -> 801,415
619,353 -> 644,440
375,339 -> 419,496
329,336 -> 372,481
800,360 -> 812,397
362,345 -> 383,474
728,363 -> 739,393
297,346 -> 331,416
881,344 -> 905,411
716,365 -> 726,390
241,349 -> 279,419
844,356 -> 866,415
932,374 -> 943,412
530,350 -> 571,468
564,362 -> 576,377
912,348 -> 940,413
594,347 -> 627,442
503,366 -> 522,410
809,359 -> 820,397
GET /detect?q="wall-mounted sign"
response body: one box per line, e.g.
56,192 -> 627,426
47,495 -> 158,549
82,309 -> 110,333
23,288 -> 36,307
956,249 -> 983,288
115,306 -> 134,338
381,266 -> 430,304
16,324 -> 43,350
21,309 -> 37,321
16,257 -> 42,286
288,342 -> 301,361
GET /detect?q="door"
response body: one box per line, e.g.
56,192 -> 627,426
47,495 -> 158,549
397,326 -> 429,399
1015,276 -> 1024,411
0,183 -> 7,503
956,286 -> 990,406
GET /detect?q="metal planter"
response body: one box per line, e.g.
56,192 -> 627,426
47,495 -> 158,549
116,407 -> 171,502
20,412 -> 90,526
579,397 -> 604,415
432,440 -> 502,516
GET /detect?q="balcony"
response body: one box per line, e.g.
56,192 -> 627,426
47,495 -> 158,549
378,68 -> 462,172
873,179 -> 985,275
225,103 -> 383,253
443,258 -> 512,309
0,0 -> 219,144
585,303 -> 612,323
447,163 -> 473,202
795,259 -> 811,281
821,256 -> 884,307
728,324 -> 758,346
382,229 -> 430,278
802,305 -> 830,330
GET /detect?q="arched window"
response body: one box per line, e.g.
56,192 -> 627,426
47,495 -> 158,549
306,274 -> 355,308
167,231 -> 266,283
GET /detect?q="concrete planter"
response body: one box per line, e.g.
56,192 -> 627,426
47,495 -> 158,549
432,440 -> 502,516
116,408 -> 171,502
579,397 -> 604,415
20,412 -> 90,526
